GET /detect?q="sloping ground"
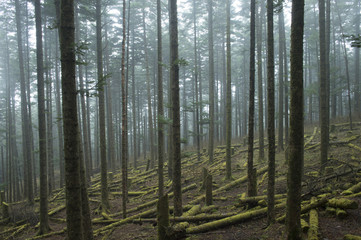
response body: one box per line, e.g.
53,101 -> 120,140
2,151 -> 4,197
1,121 -> 361,240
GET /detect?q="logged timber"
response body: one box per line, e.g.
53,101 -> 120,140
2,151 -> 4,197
342,182 -> 361,195
190,166 -> 267,204
5,223 -> 29,240
344,234 -> 361,240
328,198 -> 358,209
307,197 -> 319,240
238,193 -> 286,206
186,202 -> 286,234
26,229 -> 66,240
48,205 -> 65,216
94,208 -> 158,236
277,196 -> 327,223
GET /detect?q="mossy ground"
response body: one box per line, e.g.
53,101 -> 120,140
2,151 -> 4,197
1,121 -> 361,239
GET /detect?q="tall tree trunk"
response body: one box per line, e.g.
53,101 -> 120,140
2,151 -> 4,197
76,6 -> 91,183
169,0 -> 182,216
96,0 -> 110,211
257,0 -> 265,162
142,7 -> 155,169
354,0 -> 360,117
193,0 -> 200,162
277,10 -> 285,152
121,0 -> 128,219
247,0 -> 257,197
208,0 -> 215,164
225,0 -> 232,180
59,0 -> 84,238
319,0 -> 329,172
157,0 -> 164,197
286,0 -> 304,238
267,0 -> 276,224
34,0 -> 50,234
15,0 -> 33,203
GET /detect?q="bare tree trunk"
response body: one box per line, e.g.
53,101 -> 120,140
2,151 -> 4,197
257,1 -> 265,162
15,0 -> 33,203
169,0 -> 182,216
247,0 -> 257,197
267,0 -> 276,224
208,0 -> 215,164
225,0 -> 232,180
96,0 -> 110,211
121,0 -> 128,219
286,0 -> 304,238
34,0 -> 50,234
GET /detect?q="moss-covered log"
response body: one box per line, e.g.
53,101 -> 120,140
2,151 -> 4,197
48,205 -> 65,216
277,196 -> 327,223
27,229 -> 66,240
336,208 -> 348,219
190,166 -> 267,204
237,193 -> 286,206
342,182 -> 361,195
344,234 -> 361,240
307,198 -> 319,240
328,198 -> 358,209
186,202 -> 286,234
5,223 -> 29,240
301,219 -> 309,232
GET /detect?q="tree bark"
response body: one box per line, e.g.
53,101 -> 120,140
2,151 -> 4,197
286,0 -> 304,238
208,0 -> 215,164
169,0 -> 182,216
34,0 -> 50,234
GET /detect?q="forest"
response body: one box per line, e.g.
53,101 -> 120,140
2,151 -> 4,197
0,0 -> 360,239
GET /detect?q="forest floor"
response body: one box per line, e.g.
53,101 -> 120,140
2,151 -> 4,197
1,121 -> 361,240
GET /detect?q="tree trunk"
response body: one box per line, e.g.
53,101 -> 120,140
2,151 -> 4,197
267,0 -> 276,224
257,1 -> 265,162
121,0 -> 128,219
34,0 -> 50,234
96,0 -> 110,211
208,0 -> 215,164
15,0 -> 33,203
169,0 -> 182,217
157,0 -> 164,198
247,0 -> 257,197
319,0 -> 329,173
59,0 -> 84,238
286,0 -> 304,238
225,0 -> 232,180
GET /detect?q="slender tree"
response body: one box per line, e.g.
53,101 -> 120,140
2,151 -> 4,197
34,0 -> 50,234
96,0 -> 110,211
208,0 -> 215,164
286,0 -> 304,238
277,8 -> 285,152
247,0 -> 257,196
257,0 -> 265,162
354,0 -> 360,117
225,0 -> 232,180
169,0 -> 182,216
15,0 -> 33,203
267,0 -> 276,224
157,0 -> 164,197
121,0 -> 128,219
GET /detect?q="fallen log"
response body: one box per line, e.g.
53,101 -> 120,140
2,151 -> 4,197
307,197 -> 319,240
237,193 -> 286,206
189,166 -> 267,205
344,234 -> 361,240
5,223 -> 29,240
186,202 -> 286,234
327,198 -> 358,209
48,205 -> 65,216
277,196 -> 328,223
26,229 -> 66,240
